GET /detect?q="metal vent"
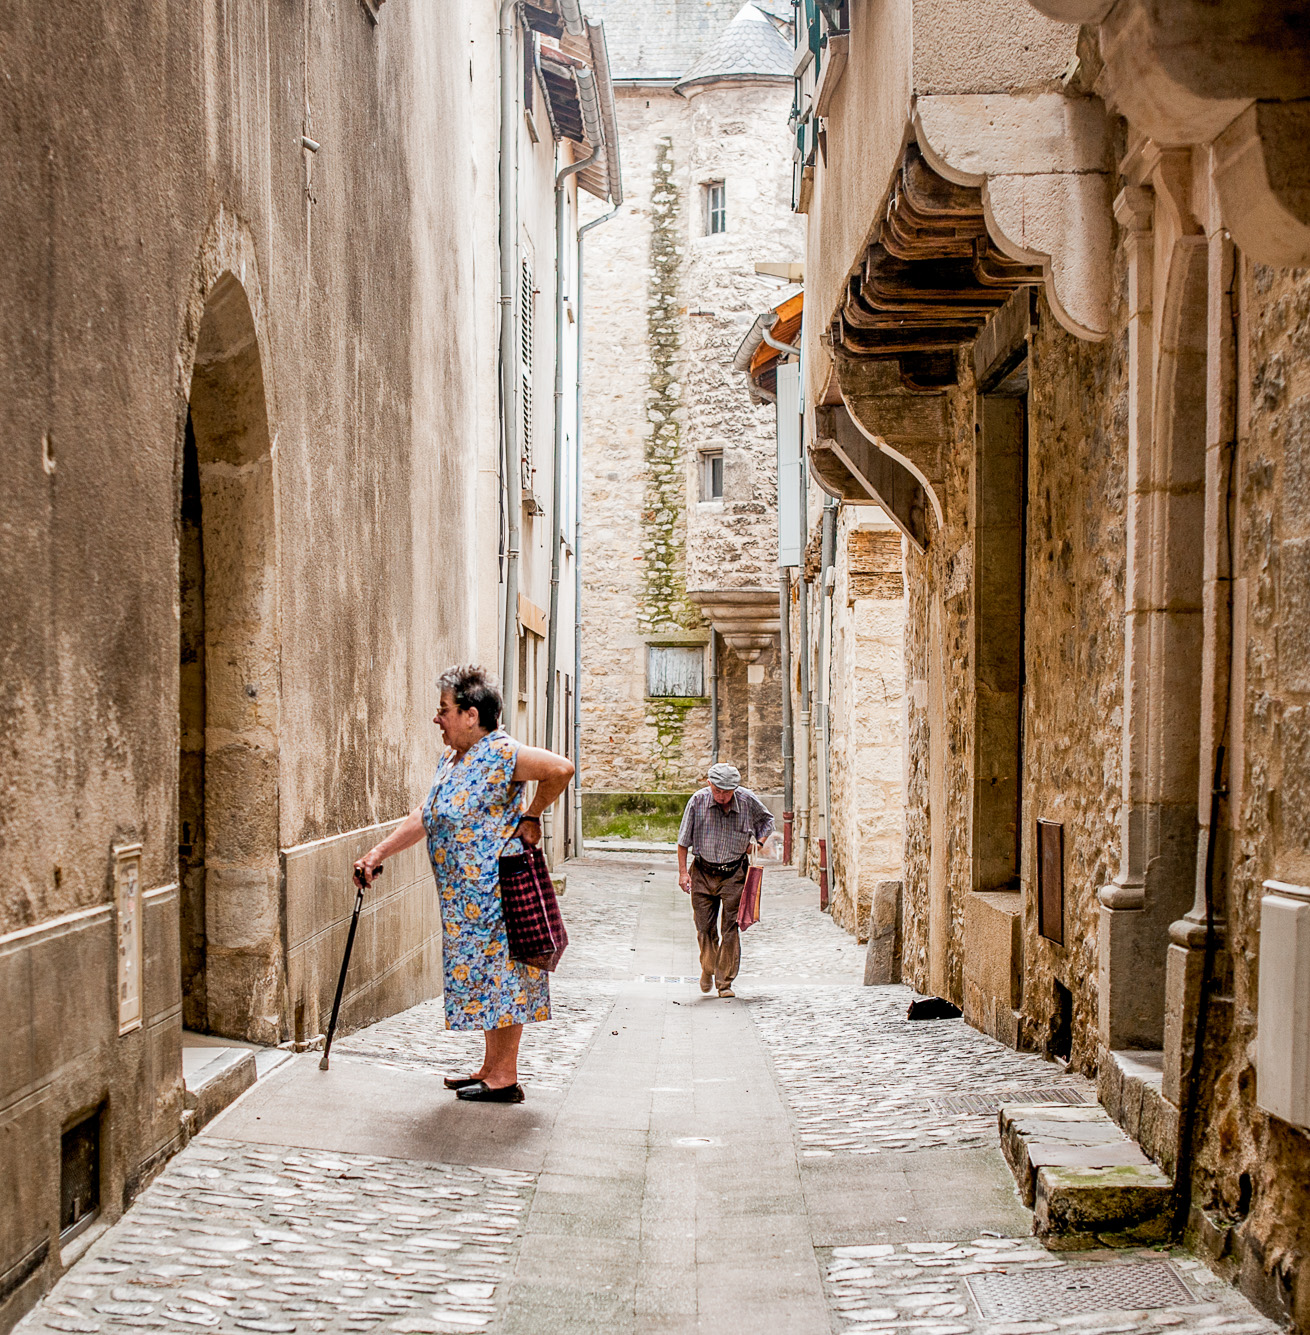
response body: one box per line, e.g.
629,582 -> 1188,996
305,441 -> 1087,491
966,1263 -> 1195,1320
929,1086 -> 1094,1115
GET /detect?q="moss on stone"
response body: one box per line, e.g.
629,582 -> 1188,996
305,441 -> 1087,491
640,135 -> 706,785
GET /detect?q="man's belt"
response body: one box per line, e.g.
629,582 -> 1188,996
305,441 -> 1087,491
694,852 -> 748,877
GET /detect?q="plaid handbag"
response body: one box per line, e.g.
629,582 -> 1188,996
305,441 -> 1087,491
498,845 -> 569,971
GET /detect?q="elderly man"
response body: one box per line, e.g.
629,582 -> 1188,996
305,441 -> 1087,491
677,762 -> 775,998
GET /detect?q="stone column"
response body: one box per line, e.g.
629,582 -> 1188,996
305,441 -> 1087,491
1163,168 -> 1237,1107
1098,183 -> 1155,1050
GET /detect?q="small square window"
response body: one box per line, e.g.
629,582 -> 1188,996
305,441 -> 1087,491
705,181 -> 726,234
647,645 -> 705,698
700,449 -> 724,501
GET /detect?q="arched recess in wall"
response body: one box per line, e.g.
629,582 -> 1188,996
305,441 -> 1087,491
1133,235 -> 1208,1046
180,270 -> 283,1044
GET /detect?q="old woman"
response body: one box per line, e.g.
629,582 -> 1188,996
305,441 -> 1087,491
354,665 -> 574,1104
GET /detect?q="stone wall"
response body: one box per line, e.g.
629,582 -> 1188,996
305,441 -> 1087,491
580,77 -> 801,796
826,516 -> 907,937
899,280 -> 1126,1074
1187,260 -> 1310,1328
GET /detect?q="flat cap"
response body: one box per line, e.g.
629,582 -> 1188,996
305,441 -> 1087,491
707,762 -> 741,791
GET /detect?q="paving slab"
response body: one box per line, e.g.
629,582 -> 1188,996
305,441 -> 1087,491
19,857 -> 1279,1335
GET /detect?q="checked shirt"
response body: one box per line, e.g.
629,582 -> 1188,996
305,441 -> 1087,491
677,785 -> 775,864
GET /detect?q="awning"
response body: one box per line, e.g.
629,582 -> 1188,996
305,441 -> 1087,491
732,291 -> 802,403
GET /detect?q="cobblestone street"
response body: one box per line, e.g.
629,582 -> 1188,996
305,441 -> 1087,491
19,858 -> 1280,1335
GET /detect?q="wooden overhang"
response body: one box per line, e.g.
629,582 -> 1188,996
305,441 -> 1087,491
526,5 -> 622,206
811,140 -> 1043,544
829,143 -> 1043,385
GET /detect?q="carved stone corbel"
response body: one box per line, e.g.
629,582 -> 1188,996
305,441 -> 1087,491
913,93 -> 1113,341
1214,100 -> 1310,267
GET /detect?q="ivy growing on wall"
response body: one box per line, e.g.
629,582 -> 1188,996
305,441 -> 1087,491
640,135 -> 703,783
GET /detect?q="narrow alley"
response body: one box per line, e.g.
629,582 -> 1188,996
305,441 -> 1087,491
16,859 -> 1276,1335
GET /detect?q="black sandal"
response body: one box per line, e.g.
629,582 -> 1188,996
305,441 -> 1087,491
455,1081 -> 525,1103
443,1074 -> 483,1090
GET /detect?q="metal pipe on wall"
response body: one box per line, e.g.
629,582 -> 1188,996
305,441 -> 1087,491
498,0 -> 521,719
796,484 -> 812,874
572,203 -> 621,859
544,72 -> 602,760
816,498 -> 838,909
710,632 -> 720,764
779,569 -> 794,863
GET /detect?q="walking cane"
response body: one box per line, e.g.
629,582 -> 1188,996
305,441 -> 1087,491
319,865 -> 381,1071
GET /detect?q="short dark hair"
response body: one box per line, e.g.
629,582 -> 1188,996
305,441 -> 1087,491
437,664 -> 502,731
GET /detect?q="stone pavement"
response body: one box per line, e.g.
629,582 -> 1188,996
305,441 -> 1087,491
20,859 -> 1281,1335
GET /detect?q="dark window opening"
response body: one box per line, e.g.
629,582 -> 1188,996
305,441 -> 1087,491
61,1108 -> 102,1240
1050,981 -> 1073,1063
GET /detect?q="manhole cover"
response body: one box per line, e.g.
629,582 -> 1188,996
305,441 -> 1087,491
929,1087 -> 1094,1116
966,1263 -> 1195,1319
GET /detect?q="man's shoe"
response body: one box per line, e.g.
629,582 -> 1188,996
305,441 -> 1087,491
717,985 -> 735,998
700,970 -> 712,993
443,1074 -> 483,1090
455,1081 -> 525,1104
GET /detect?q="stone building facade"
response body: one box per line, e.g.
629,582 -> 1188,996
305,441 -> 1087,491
0,4 -> 617,1327
579,1 -> 801,807
795,0 -> 1310,1324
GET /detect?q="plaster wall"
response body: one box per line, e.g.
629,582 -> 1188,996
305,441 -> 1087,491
0,2 -> 504,1321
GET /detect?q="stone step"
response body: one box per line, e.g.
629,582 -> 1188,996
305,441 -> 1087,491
182,1046 -> 258,1133
999,1102 -> 1173,1246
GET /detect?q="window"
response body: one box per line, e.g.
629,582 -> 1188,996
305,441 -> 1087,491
648,645 -> 705,698
700,448 -> 724,501
706,180 -> 726,234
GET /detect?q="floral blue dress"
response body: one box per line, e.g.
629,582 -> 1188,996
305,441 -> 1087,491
422,730 -> 551,1031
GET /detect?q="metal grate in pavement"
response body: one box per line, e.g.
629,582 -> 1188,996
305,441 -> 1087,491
966,1262 -> 1196,1319
639,975 -> 701,984
929,1085 -> 1095,1115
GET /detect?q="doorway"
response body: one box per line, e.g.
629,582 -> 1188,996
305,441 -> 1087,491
179,273 -> 281,1043
973,367 -> 1029,894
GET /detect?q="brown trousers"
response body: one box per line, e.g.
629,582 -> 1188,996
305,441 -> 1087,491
690,859 -> 747,988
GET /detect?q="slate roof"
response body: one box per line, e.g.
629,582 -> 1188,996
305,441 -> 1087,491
581,0 -> 790,82
675,3 -> 792,90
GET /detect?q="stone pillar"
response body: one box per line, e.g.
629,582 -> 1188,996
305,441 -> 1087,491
1099,182 -> 1155,1050
1163,174 -> 1237,1107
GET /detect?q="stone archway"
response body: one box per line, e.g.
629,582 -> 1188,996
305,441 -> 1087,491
180,270 -> 282,1044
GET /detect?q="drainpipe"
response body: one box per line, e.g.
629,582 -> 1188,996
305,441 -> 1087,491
544,69 -> 603,777
710,632 -> 720,764
572,201 -> 621,858
498,0 -> 521,720
797,533 -> 812,875
761,324 -> 800,358
816,497 -> 837,909
780,568 -> 794,863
